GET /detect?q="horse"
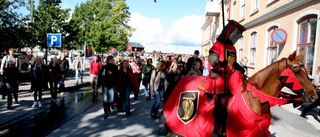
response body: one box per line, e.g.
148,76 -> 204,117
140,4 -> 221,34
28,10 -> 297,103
162,50 -> 318,137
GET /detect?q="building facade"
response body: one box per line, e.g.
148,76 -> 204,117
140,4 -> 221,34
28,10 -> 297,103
203,0 -> 320,77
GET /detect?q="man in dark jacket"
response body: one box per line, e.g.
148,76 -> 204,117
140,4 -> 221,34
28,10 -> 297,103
4,60 -> 20,109
58,52 -> 69,94
101,55 -> 119,119
185,50 -> 202,75
58,52 -> 69,82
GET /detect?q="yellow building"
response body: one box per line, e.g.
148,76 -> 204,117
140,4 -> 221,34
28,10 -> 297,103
202,0 -> 320,77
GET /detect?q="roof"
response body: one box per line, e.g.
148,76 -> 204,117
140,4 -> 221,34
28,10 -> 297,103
128,42 -> 144,48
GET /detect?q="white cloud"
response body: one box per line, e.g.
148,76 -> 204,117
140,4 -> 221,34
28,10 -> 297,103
128,13 -> 204,53
128,13 -> 164,44
165,14 -> 203,45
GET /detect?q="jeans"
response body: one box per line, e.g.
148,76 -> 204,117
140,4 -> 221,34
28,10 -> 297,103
144,83 -> 150,97
75,68 -> 83,83
6,83 -> 18,106
49,81 -> 59,99
151,88 -> 164,115
119,86 -> 131,113
203,68 -> 209,76
61,71 -> 67,82
102,86 -> 114,103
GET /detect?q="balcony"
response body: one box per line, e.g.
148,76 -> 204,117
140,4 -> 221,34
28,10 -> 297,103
205,1 -> 220,17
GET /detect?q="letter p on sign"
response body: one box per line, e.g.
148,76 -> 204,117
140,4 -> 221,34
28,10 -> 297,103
47,33 -> 62,47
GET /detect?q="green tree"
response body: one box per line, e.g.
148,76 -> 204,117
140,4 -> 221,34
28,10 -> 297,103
32,0 -> 71,50
71,0 -> 134,53
0,0 -> 28,52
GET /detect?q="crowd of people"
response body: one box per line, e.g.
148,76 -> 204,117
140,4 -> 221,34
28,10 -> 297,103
0,49 -> 76,109
1,46 -> 318,120
91,49 -> 213,119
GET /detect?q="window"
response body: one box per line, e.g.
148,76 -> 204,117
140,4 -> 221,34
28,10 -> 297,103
238,37 -> 244,62
252,0 -> 259,12
250,32 -> 257,65
240,0 -> 246,20
267,26 -> 278,65
297,15 -> 317,75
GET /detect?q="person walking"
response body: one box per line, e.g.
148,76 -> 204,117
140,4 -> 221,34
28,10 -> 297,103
73,51 -> 85,85
101,55 -> 119,119
3,60 -> 20,109
164,61 -> 183,104
185,50 -> 202,75
47,57 -> 61,103
150,61 -> 168,119
186,61 -> 202,76
0,48 -> 20,100
202,55 -> 210,76
90,54 -> 103,99
239,57 -> 249,77
58,52 -> 69,94
300,66 -> 320,117
142,58 -> 155,101
30,57 -> 47,108
177,55 -> 186,74
130,56 -> 143,100
1,48 -> 20,75
116,60 -> 139,116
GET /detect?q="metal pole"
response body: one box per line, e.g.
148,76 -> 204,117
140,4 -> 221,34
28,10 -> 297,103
221,0 -> 226,27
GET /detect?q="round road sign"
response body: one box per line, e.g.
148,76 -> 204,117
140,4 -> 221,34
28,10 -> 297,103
271,28 -> 287,44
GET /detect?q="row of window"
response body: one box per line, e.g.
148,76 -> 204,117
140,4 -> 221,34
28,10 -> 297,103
240,0 -> 276,20
238,15 -> 317,75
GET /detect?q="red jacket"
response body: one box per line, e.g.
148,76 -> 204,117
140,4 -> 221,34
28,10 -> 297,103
90,61 -> 102,75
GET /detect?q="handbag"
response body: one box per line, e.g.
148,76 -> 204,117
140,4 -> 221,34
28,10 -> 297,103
59,81 -> 65,89
142,77 -> 148,86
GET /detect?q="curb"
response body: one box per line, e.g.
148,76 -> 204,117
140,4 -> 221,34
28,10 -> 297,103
17,82 -> 91,98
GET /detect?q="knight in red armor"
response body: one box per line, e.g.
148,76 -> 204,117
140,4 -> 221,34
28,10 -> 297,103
208,20 -> 246,93
163,20 -> 246,137
208,20 -> 247,136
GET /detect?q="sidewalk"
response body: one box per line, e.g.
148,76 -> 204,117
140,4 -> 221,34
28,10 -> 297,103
15,68 -> 91,99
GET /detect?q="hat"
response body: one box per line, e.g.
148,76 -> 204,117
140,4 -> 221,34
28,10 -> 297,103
194,50 -> 200,55
8,60 -> 14,65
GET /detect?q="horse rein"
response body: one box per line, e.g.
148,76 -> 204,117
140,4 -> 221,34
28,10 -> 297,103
284,59 -> 307,97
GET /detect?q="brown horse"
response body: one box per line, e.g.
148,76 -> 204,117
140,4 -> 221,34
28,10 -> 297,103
226,50 -> 318,137
163,50 -> 318,137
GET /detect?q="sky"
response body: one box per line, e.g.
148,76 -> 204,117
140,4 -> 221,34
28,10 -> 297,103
18,0 -> 208,53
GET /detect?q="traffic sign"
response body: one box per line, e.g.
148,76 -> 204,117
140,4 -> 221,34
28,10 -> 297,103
47,33 -> 62,47
271,29 -> 287,44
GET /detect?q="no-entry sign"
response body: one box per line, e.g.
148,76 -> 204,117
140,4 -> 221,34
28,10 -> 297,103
271,29 -> 287,44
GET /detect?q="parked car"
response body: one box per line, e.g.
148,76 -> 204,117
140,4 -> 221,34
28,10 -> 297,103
13,53 -> 31,72
19,51 -> 32,60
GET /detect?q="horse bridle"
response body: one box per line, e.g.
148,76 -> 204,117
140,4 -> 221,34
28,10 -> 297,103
284,59 -> 307,97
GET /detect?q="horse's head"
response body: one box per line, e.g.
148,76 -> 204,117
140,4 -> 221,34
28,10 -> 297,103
283,50 -> 318,104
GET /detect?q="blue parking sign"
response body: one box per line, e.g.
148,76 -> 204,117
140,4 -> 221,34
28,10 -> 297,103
47,33 -> 62,47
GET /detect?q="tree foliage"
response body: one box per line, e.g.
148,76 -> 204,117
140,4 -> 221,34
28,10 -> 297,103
0,0 -> 28,52
31,0 -> 71,50
71,0 -> 134,53
0,0 -> 134,54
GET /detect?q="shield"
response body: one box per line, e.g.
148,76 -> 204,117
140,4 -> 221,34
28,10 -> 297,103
177,90 -> 199,124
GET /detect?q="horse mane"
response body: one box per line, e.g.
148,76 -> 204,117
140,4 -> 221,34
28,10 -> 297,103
248,58 -> 287,90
